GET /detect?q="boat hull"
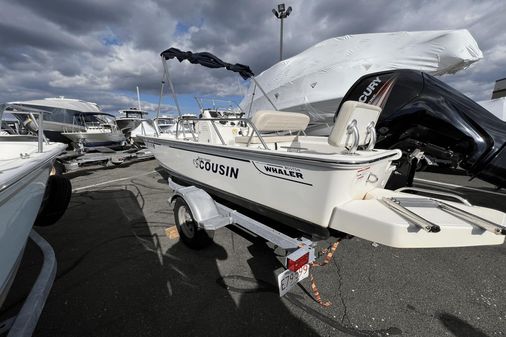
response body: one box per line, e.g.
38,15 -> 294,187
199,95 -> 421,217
0,142 -> 65,307
144,136 -> 397,236
62,131 -> 125,148
116,119 -> 141,133
144,134 -> 506,248
331,188 -> 505,248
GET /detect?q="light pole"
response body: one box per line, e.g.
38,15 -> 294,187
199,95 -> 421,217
272,3 -> 292,61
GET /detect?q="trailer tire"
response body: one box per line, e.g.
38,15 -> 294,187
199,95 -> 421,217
53,160 -> 65,175
174,197 -> 213,249
35,174 -> 72,227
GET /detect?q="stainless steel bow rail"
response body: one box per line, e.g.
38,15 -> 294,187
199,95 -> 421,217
382,190 -> 506,235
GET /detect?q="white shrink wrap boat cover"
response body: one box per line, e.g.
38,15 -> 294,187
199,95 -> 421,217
478,97 -> 506,121
239,30 -> 483,124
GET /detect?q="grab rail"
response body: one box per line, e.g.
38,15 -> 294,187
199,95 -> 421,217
381,197 -> 441,233
382,196 -> 505,236
435,200 -> 506,235
395,187 -> 472,206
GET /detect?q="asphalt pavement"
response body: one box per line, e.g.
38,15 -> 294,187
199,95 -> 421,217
1,159 -> 505,337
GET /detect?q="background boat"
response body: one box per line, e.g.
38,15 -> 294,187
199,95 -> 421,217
8,97 -> 101,144
61,112 -> 126,150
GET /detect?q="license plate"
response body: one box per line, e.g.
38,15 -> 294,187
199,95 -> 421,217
277,264 -> 310,297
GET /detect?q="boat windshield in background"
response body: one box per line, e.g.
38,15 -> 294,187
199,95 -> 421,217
339,69 -> 506,188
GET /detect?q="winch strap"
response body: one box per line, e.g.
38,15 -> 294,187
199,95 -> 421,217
309,273 -> 331,307
308,239 -> 342,307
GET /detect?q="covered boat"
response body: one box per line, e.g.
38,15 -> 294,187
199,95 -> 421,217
239,30 -> 483,134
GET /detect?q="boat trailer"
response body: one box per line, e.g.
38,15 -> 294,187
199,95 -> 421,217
57,147 -> 153,173
168,178 -> 317,297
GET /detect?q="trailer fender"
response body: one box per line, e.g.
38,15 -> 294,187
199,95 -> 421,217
169,182 -> 231,229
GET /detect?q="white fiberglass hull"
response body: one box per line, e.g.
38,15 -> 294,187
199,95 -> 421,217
332,189 -> 505,248
144,135 -> 505,248
116,118 -> 141,132
0,141 -> 66,306
144,135 -> 399,238
62,130 -> 125,148
131,121 -> 158,144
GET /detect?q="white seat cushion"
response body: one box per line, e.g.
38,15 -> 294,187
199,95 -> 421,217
252,110 -> 309,132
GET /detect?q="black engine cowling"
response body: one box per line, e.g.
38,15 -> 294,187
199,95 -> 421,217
338,70 -> 506,188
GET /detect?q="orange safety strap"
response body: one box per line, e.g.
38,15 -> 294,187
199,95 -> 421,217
309,239 -> 342,307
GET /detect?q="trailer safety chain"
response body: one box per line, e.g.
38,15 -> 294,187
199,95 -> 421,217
309,239 -> 342,307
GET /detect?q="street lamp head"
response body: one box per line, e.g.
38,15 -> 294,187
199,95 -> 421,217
285,6 -> 292,16
272,8 -> 279,18
277,3 -> 285,12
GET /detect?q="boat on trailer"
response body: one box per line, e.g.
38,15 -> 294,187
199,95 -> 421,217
142,48 -> 506,250
61,112 -> 126,150
8,97 -> 100,144
116,107 -> 150,135
1,104 -> 70,333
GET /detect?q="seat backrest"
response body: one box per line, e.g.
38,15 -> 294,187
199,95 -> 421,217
328,101 -> 381,149
252,110 -> 309,132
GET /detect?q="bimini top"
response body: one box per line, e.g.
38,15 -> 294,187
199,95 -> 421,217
160,48 -> 254,80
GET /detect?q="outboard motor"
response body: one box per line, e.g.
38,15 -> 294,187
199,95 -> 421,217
338,69 -> 506,189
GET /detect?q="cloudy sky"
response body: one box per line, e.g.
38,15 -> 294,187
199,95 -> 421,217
0,0 -> 504,115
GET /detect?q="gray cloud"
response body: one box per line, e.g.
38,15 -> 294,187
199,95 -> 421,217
0,0 -> 504,113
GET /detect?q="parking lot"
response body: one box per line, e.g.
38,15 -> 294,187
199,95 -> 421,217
1,158 -> 505,337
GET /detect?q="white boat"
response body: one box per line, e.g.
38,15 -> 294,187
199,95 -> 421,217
239,30 -> 483,134
116,108 -> 159,144
61,112 -> 126,149
141,48 -> 506,249
8,97 -> 101,143
116,107 -> 150,134
0,105 -> 67,309
478,97 -> 506,122
154,115 -> 176,133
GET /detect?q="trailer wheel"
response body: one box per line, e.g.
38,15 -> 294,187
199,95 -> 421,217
35,174 -> 72,227
174,198 -> 213,249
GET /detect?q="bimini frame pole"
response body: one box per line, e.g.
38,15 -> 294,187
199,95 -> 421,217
156,79 -> 165,120
249,77 -> 278,111
161,56 -> 183,117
